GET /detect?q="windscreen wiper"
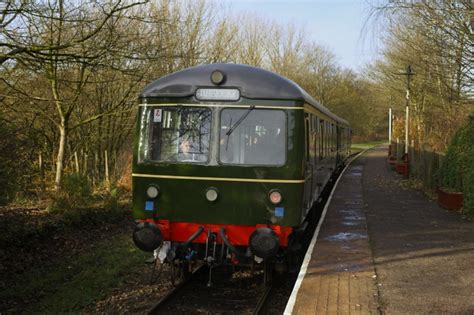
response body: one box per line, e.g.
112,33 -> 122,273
226,105 -> 255,137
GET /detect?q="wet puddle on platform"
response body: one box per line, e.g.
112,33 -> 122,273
339,208 -> 365,224
344,201 -> 363,205
324,232 -> 368,242
341,221 -> 361,226
344,215 -> 365,220
348,165 -> 363,176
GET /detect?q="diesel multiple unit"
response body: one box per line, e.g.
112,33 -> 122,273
132,63 -> 351,272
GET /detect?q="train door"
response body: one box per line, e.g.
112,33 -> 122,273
303,114 -> 313,212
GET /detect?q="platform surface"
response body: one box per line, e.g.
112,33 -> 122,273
286,146 -> 474,314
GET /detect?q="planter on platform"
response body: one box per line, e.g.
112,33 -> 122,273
437,188 -> 463,211
395,162 -> 408,176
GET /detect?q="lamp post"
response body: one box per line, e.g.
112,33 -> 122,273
389,107 -> 392,141
388,106 -> 393,157
393,65 -> 415,178
402,65 -> 414,159
388,106 -> 398,165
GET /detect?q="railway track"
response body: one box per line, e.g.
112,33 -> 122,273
145,165 -> 345,314
147,265 -> 206,314
147,265 -> 273,314
253,285 -> 272,314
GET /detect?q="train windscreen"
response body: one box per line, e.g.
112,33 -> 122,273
219,109 -> 286,166
138,106 -> 211,163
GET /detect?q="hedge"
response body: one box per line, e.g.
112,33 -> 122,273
438,116 -> 474,214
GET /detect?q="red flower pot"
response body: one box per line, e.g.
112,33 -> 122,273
437,188 -> 463,211
396,162 -> 408,176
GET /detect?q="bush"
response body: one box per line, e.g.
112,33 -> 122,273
438,116 -> 474,214
0,117 -> 22,204
48,177 -> 128,225
102,185 -> 126,221
48,174 -> 92,213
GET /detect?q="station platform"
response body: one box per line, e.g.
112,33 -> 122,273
285,146 -> 474,314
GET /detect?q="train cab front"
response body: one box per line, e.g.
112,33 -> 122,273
131,64 -> 308,271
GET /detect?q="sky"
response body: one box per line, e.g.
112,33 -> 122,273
221,0 -> 383,72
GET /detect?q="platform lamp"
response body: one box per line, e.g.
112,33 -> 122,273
387,105 -> 399,166
400,65 -> 415,178
388,95 -> 394,158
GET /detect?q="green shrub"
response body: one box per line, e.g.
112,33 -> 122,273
48,174 -> 92,213
438,116 -> 474,214
0,117 -> 20,204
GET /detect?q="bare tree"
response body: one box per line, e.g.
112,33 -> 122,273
367,0 -> 473,150
1,0 -> 147,190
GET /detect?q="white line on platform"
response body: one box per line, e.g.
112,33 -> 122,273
283,149 -> 367,314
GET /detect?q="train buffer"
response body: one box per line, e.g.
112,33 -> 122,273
285,145 -> 474,314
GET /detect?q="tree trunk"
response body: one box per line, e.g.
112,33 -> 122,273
104,150 -> 110,191
54,125 -> 67,191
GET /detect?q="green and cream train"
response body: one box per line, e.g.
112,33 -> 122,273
132,63 -> 351,271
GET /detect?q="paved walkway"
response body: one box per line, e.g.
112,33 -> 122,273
363,146 -> 474,314
286,146 -> 474,314
288,153 -> 379,314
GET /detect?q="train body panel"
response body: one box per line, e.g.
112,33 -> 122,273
133,176 -> 305,226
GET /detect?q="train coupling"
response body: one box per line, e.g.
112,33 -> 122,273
157,241 -> 171,263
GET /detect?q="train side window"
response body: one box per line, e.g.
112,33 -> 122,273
337,126 -> 340,151
321,120 -> 326,158
314,116 -> 319,161
330,123 -> 333,154
305,114 -> 310,162
325,122 -> 329,157
332,124 -> 335,153
309,114 -> 315,162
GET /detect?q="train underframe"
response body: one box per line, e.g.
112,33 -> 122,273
133,219 -> 308,285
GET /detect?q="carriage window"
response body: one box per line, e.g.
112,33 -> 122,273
138,106 -> 211,163
219,109 -> 286,165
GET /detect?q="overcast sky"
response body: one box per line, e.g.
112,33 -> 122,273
219,0 -> 383,72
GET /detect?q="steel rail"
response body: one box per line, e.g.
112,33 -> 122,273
253,284 -> 273,315
146,265 -> 206,314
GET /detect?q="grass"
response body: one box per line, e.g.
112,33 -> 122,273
2,234 -> 149,312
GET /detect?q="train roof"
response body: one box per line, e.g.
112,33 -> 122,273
140,63 -> 349,126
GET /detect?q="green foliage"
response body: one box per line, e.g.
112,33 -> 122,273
438,116 -> 474,214
102,185 -> 124,219
44,174 -> 129,226
0,116 -> 25,204
48,174 -> 92,213
62,173 -> 92,203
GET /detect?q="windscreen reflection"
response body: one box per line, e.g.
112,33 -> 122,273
138,107 -> 211,163
219,109 -> 286,165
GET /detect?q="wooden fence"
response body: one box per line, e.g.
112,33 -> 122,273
391,141 -> 445,191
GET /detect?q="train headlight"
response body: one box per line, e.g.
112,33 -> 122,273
269,190 -> 282,205
205,188 -> 219,202
211,70 -> 225,85
146,185 -> 159,199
